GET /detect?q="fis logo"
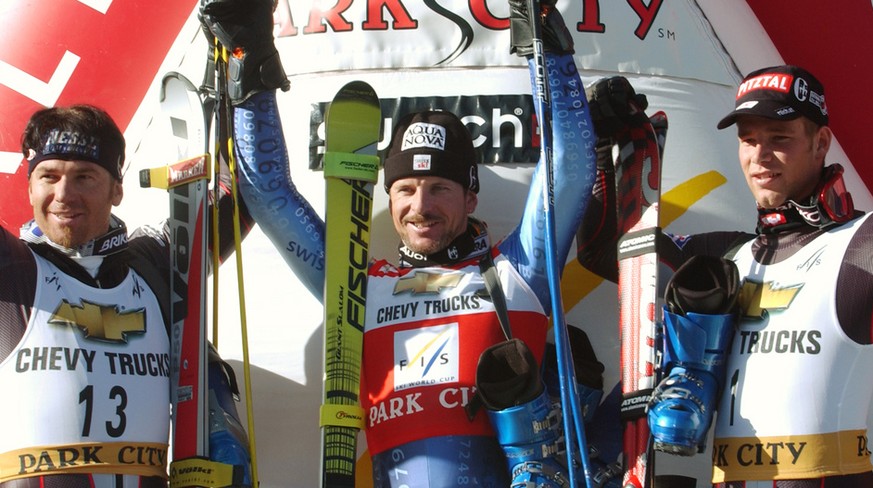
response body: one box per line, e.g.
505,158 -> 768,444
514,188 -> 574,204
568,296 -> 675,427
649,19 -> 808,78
394,323 -> 459,391
49,299 -> 146,343
394,271 -> 462,295
739,280 -> 803,319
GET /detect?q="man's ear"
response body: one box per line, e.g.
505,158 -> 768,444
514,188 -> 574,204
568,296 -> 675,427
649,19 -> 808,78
466,191 -> 478,214
816,126 -> 833,159
112,180 -> 124,206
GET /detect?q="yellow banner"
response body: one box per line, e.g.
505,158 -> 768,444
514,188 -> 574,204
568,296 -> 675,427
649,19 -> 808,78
1,441 -> 168,483
712,430 -> 871,482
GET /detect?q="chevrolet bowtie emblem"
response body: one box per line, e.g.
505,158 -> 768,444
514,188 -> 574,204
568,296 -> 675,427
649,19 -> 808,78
739,280 -> 803,319
49,299 -> 146,343
394,271 -> 462,295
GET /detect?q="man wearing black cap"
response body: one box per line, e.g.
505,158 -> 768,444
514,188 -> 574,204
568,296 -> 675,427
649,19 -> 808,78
215,0 -> 602,485
577,67 -> 873,486
0,85 -> 262,488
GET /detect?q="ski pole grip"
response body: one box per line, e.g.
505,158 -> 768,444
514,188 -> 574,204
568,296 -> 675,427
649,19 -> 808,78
320,404 -> 366,429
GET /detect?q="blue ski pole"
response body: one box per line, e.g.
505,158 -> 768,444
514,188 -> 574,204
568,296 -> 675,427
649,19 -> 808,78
525,0 -> 593,486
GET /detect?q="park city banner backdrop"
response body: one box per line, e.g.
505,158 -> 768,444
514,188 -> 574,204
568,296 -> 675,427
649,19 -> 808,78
1,1 -> 871,486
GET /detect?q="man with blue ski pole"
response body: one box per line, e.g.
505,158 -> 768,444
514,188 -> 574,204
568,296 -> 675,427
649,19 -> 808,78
578,67 -> 873,487
198,0 -> 615,485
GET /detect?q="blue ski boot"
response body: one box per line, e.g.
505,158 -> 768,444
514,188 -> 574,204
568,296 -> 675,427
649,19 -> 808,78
542,326 -> 623,485
476,339 -> 571,487
648,256 -> 740,455
542,326 -> 604,426
208,347 -> 253,487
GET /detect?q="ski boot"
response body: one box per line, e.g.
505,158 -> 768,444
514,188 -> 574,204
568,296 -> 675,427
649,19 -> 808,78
542,326 -> 604,425
200,0 -> 290,104
208,347 -> 253,487
508,0 -> 575,56
476,339 -> 570,487
648,256 -> 740,455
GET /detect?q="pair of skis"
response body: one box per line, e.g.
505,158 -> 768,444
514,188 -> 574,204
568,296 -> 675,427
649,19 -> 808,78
614,108 -> 667,488
140,69 -> 219,488
153,57 -> 381,488
318,82 -> 381,488
142,42 -> 256,487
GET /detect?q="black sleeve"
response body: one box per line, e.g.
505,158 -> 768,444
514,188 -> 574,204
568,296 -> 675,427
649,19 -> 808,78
0,227 -> 36,363
836,214 -> 873,345
658,230 -> 753,273
576,142 -> 620,282
575,137 -> 753,282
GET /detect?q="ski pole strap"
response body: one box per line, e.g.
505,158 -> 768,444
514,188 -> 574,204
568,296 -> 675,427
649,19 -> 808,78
320,404 -> 366,429
324,151 -> 380,182
479,251 -> 512,341
463,252 -> 515,421
169,457 -> 246,488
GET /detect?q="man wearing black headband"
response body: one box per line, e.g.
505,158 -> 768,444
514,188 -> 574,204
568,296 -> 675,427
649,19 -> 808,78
200,0 -> 604,485
0,77 -> 268,488
578,67 -> 873,487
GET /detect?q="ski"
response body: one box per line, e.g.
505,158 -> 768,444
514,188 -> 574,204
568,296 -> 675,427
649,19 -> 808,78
319,81 -> 381,488
159,72 -> 211,162
143,71 -> 239,488
140,155 -> 226,488
614,109 -> 666,488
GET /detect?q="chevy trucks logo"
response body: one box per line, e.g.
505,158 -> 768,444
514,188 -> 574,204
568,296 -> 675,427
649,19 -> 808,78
739,280 -> 803,319
394,271 -> 462,295
49,299 -> 146,343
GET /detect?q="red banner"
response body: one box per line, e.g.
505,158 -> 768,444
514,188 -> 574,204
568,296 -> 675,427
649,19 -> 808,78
0,0 -> 196,231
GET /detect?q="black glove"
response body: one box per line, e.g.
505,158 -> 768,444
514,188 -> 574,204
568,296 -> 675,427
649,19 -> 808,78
200,0 -> 289,103
475,339 -> 543,410
508,0 -> 575,57
585,76 -> 649,140
665,255 -> 741,316
200,0 -> 275,54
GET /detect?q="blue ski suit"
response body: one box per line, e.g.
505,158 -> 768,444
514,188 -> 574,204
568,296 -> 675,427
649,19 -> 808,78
235,53 -> 596,487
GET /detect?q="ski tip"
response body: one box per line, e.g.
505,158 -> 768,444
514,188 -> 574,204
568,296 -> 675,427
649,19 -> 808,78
337,80 -> 377,97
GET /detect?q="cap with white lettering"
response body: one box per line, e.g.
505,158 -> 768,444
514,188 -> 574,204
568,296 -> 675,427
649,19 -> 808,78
383,110 -> 479,194
717,65 -> 828,130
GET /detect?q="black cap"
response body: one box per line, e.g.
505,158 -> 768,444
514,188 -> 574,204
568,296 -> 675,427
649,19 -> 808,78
717,65 -> 828,130
383,110 -> 479,193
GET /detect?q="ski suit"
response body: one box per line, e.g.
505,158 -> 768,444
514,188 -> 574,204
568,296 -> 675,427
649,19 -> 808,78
577,155 -> 873,487
0,173 -> 253,488
235,53 -> 596,487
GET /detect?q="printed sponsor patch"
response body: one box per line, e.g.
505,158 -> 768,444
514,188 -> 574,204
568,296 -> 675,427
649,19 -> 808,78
413,154 -> 432,171
401,122 -> 446,151
393,322 -> 459,391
